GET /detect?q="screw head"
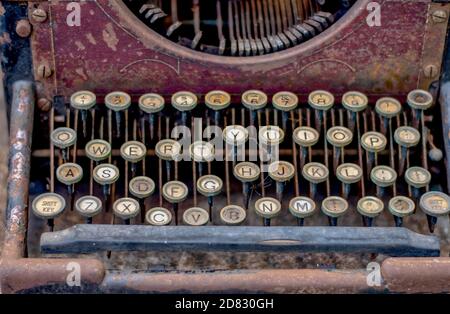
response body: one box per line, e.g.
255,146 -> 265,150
37,64 -> 52,79
15,19 -> 32,38
432,10 -> 447,23
31,8 -> 48,23
423,64 -> 439,79
37,98 -> 52,111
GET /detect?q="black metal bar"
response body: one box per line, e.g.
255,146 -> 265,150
41,225 -> 440,257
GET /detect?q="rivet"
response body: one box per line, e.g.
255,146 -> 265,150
15,20 -> 32,38
31,8 -> 48,23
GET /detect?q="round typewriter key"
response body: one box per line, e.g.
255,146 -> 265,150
56,163 -> 83,185
162,181 -> 189,203
308,90 -> 334,111
370,165 -> 397,187
389,196 -> 415,227
336,163 -> 363,184
302,162 -> 329,184
394,126 -> 421,148
223,125 -> 249,146
242,90 -> 268,111
75,195 -> 102,218
93,163 -> 120,185
205,90 -> 231,111
420,191 -> 450,217
289,196 -> 316,223
342,91 -> 368,112
120,141 -> 147,163
85,139 -> 111,161
357,196 -> 384,218
321,196 -> 348,226
259,125 -> 285,146
220,205 -> 246,225
183,207 -> 210,226
407,89 -> 433,110
171,91 -> 198,112
155,139 -> 182,161
138,93 -> 165,114
272,91 -> 298,112
326,126 -> 353,148
375,97 -> 402,118
361,131 -> 387,153
197,175 -> 223,197
255,197 -> 281,226
129,176 -> 155,199
293,126 -> 320,147
113,197 -> 140,221
32,193 -> 66,219
234,162 -> 261,182
105,91 -> 131,112
146,207 -> 172,226
268,161 -> 295,183
405,167 -> 431,189
51,127 -> 77,149
70,90 -> 96,110
189,141 -> 215,162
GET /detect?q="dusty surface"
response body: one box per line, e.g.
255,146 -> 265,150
0,76 -> 9,256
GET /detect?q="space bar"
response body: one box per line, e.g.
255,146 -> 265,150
40,225 -> 440,257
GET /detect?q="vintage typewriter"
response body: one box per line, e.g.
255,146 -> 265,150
1,0 -> 450,293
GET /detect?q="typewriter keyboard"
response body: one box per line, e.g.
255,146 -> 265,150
30,89 -> 450,257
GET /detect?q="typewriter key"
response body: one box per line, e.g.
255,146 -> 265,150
394,126 -> 421,148
293,126 -> 320,147
51,127 -> 77,149
162,181 -> 189,203
197,175 -> 223,197
289,196 -> 316,225
259,125 -> 285,146
342,91 -> 368,113
242,90 -> 267,125
420,191 -> 450,233
105,91 -> 131,137
336,163 -> 363,184
272,91 -> 298,112
370,165 -> 397,188
139,93 -> 165,139
138,93 -> 165,114
75,195 -> 102,221
155,139 -> 182,161
321,196 -> 349,226
120,141 -> 147,163
268,161 -> 295,201
254,197 -> 282,226
205,90 -> 231,124
56,162 -> 83,186
220,205 -> 246,225
223,125 -> 249,146
308,90 -> 334,111
302,162 -> 329,184
172,91 -> 198,125
85,139 -> 111,161
407,89 -> 433,111
32,192 -> 66,219
93,163 -> 120,185
70,90 -> 96,110
405,167 -> 431,189
113,197 -> 140,222
183,207 -> 210,226
129,176 -> 155,199
375,97 -> 402,119
326,126 -> 353,148
357,196 -> 384,227
51,127 -> 77,161
234,162 -> 261,182
146,207 -> 172,226
189,141 -> 215,163
361,131 -> 387,153
388,196 -> 415,227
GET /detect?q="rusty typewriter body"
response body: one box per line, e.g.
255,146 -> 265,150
1,0 -> 450,293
